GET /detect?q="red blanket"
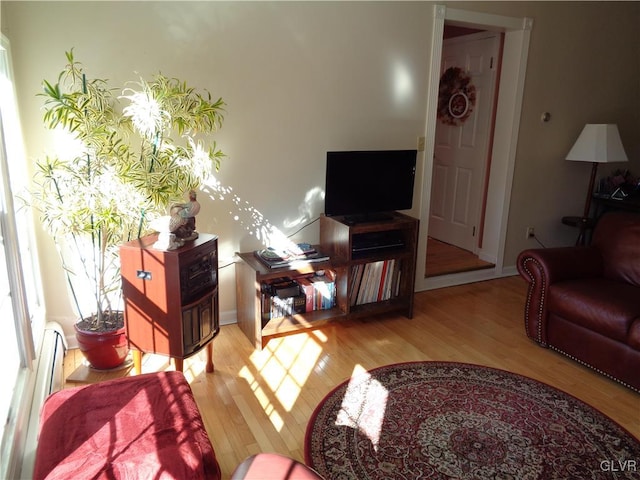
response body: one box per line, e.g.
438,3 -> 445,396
34,371 -> 221,480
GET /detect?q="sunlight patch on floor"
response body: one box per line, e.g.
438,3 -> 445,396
181,351 -> 207,383
137,351 -> 206,383
336,364 -> 388,451
239,330 -> 326,431
238,366 -> 285,431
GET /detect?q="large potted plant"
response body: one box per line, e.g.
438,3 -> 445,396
30,50 -> 225,369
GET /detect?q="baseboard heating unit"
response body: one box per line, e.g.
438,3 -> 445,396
20,322 -> 67,479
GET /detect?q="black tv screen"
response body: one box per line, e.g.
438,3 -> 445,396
324,150 -> 417,219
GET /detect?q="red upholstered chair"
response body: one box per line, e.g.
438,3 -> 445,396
33,371 -> 221,480
231,453 -> 324,480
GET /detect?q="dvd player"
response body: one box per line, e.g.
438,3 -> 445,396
352,230 -> 405,254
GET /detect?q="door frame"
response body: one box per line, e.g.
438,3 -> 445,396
415,5 -> 533,291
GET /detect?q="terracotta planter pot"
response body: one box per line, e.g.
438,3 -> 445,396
74,322 -> 129,370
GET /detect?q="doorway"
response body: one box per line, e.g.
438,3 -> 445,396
414,6 -> 533,291
426,28 -> 502,277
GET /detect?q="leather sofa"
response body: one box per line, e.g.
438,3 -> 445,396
517,212 -> 640,392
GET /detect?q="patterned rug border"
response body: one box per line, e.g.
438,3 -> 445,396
304,361 -> 639,475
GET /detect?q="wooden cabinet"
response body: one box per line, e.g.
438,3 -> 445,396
235,212 -> 418,349
120,233 -> 220,373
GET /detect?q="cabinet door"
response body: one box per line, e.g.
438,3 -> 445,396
182,291 -> 219,356
199,294 -> 213,340
182,307 -> 197,354
199,292 -> 220,345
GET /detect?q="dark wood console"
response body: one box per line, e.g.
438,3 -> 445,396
235,212 -> 418,349
120,233 -> 220,374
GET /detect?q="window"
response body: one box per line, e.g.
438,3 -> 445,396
0,35 -> 46,479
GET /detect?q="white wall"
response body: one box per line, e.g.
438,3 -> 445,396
2,1 -> 432,339
2,1 -> 639,341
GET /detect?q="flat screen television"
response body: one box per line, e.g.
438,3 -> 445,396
324,150 -> 417,222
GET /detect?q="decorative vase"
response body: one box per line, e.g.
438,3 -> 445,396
74,321 -> 129,370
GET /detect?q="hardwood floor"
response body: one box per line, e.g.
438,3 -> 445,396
425,236 -> 494,277
63,276 -> 639,478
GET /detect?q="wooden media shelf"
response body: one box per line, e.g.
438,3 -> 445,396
235,212 -> 418,349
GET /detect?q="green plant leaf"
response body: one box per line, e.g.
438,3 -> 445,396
28,50 -> 226,326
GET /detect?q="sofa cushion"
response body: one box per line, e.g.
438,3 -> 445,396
591,212 -> 640,287
549,278 -> 640,344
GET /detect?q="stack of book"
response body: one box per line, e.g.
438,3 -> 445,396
261,272 -> 336,322
350,259 -> 401,306
297,271 -> 336,313
254,243 -> 329,269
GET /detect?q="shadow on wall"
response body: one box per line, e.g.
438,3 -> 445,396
200,175 -> 325,251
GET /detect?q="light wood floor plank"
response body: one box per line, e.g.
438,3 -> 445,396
425,236 -> 494,277
63,276 -> 639,479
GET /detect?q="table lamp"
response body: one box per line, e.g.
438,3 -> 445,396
566,124 -> 628,218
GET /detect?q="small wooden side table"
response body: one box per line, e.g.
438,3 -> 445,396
561,216 -> 596,245
120,233 -> 220,375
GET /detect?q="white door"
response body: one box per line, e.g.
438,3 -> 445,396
428,32 -> 500,253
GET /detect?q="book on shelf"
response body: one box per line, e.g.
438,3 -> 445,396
254,243 -> 329,269
350,259 -> 401,306
261,271 -> 336,321
308,271 -> 336,311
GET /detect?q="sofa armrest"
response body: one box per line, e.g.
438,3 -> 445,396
516,247 -> 603,344
517,247 -> 603,285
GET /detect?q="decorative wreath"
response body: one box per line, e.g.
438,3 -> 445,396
437,67 -> 476,126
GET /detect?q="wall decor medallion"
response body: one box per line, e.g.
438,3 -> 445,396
437,66 -> 476,126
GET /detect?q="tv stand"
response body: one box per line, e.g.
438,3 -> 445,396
234,212 -> 418,349
343,212 -> 394,225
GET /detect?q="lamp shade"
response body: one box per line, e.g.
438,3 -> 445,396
566,124 -> 628,163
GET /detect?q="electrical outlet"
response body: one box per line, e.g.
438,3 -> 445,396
526,226 -> 535,239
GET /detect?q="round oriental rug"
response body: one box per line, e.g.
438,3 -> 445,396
304,362 -> 640,479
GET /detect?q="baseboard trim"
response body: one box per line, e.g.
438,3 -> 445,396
420,265 -> 518,291
220,309 -> 237,326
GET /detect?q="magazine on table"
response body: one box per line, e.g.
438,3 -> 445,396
254,243 -> 329,269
